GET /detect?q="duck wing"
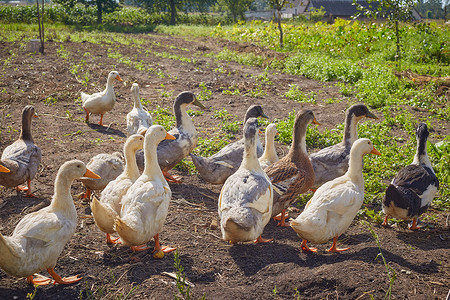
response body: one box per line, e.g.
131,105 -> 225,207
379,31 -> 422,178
266,162 -> 305,196
384,164 -> 439,216
12,209 -> 75,252
391,164 -> 439,192
219,171 -> 271,213
310,143 -> 349,186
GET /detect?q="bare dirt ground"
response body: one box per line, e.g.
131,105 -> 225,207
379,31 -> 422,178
0,32 -> 449,300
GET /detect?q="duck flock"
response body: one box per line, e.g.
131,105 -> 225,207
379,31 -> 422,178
0,70 -> 440,286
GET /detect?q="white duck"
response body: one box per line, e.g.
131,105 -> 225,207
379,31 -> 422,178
136,91 -> 205,183
91,133 -> 145,244
218,118 -> 273,243
81,70 -> 123,126
259,123 -> 279,170
310,104 -> 377,190
79,152 -> 124,200
116,125 -> 176,258
0,105 -> 41,197
126,83 -> 152,136
190,105 -> 268,185
290,138 -> 380,252
0,160 -> 100,285
382,123 -> 439,230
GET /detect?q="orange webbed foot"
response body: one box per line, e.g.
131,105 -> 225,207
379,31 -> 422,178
300,240 -> 317,253
272,211 -> 289,221
327,246 -> 350,253
254,236 -> 273,243
160,246 -> 177,253
409,218 -> 425,230
327,236 -> 349,253
53,275 -> 83,285
163,171 -> 182,184
47,268 -> 82,285
131,244 -> 150,252
27,274 -> 52,286
382,215 -> 391,227
106,233 -> 121,245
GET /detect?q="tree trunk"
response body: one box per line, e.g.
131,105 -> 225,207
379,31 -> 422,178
169,0 -> 176,26
36,0 -> 44,54
278,9 -> 283,48
96,0 -> 102,24
41,0 -> 44,53
395,19 -> 400,69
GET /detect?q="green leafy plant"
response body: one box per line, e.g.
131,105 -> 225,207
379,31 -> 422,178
26,284 -> 38,300
197,82 -> 212,101
174,250 -> 190,300
363,221 -> 397,300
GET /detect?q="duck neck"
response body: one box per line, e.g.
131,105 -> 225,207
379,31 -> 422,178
20,113 -> 33,142
133,90 -> 143,110
175,102 -> 196,134
261,132 -> 277,160
241,136 -> 262,173
143,141 -> 165,182
105,76 -> 116,96
343,113 -> 359,147
289,123 -> 307,158
123,145 -> 141,181
346,150 -> 364,186
51,173 -> 76,213
413,135 -> 432,170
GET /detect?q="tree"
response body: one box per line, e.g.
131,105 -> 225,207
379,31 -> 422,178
267,0 -> 288,48
138,0 -> 216,25
354,0 -> 417,69
36,0 -> 44,53
53,0 -> 121,24
218,0 -> 253,22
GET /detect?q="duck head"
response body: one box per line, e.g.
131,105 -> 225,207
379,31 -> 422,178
175,91 -> 205,109
108,71 -> 123,82
145,125 -> 176,146
265,123 -> 278,139
351,138 -> 381,157
126,134 -> 145,152
244,105 -> 268,122
348,104 -> 378,121
61,159 -> 101,181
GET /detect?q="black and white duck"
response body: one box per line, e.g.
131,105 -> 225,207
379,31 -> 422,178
382,123 -> 439,230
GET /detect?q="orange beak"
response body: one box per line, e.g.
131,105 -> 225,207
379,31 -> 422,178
165,132 -> 176,140
0,165 -> 10,173
84,168 -> 101,179
371,147 -> 381,155
115,75 -> 123,82
258,129 -> 263,134
312,118 -> 320,125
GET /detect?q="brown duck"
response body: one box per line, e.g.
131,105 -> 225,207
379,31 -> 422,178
265,109 -> 319,227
